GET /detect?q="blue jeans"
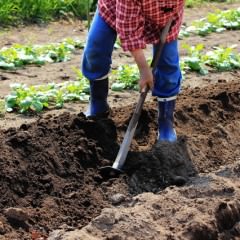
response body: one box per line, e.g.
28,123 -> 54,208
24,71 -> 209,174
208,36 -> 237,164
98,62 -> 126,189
81,11 -> 182,97
82,10 -> 117,81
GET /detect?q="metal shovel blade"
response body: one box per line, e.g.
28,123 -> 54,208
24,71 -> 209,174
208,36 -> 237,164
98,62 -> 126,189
99,166 -> 124,179
100,90 -> 148,178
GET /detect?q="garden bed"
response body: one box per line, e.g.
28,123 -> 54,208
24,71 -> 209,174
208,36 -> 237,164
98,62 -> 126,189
0,2 -> 240,240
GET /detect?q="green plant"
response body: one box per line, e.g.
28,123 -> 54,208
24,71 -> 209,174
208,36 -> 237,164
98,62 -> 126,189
0,99 -> 5,117
205,45 -> 240,71
181,43 -> 208,75
185,0 -> 238,8
5,79 -> 89,113
0,38 -> 84,70
0,0 -> 94,26
179,8 -> 240,38
181,44 -> 240,75
111,65 -> 139,91
109,44 -> 240,92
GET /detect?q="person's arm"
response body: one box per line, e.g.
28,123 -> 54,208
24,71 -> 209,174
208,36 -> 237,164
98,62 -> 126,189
131,49 -> 153,92
116,0 -> 153,91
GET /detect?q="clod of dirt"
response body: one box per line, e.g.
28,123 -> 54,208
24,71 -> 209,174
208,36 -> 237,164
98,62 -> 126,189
4,208 -> 29,222
3,208 -> 30,233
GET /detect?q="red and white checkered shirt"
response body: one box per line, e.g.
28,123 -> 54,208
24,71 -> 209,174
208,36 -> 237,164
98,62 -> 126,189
98,0 -> 184,51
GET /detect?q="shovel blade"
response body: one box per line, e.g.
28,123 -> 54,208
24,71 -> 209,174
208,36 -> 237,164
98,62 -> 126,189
99,166 -> 124,179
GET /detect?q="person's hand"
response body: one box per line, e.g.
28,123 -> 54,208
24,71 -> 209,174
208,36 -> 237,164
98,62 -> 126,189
130,48 -> 153,92
139,66 -> 154,92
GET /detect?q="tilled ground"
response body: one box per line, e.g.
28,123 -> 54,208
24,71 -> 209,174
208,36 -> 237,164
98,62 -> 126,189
0,80 -> 239,239
0,3 -> 240,238
52,163 -> 240,240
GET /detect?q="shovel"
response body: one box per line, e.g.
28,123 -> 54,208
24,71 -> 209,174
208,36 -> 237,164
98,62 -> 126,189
100,20 -> 173,178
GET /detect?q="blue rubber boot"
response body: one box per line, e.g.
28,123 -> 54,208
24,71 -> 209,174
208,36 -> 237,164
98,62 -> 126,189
85,78 -> 109,117
158,97 -> 177,142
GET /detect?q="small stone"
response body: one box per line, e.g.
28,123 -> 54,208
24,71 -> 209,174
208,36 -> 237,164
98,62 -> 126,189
58,224 -> 74,230
48,230 -> 65,240
172,176 -> 187,186
101,159 -> 111,166
4,207 -> 29,222
110,194 -> 126,205
93,208 -> 116,228
195,199 -> 204,204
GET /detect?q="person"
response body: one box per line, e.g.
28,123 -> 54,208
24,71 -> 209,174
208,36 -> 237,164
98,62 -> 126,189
81,0 -> 184,142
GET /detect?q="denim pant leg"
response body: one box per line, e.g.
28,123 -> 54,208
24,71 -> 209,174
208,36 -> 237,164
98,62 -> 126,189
81,10 -> 117,81
152,40 -> 182,97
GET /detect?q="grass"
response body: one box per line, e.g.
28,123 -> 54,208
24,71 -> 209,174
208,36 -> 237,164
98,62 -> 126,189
185,0 -> 239,8
0,0 -> 93,26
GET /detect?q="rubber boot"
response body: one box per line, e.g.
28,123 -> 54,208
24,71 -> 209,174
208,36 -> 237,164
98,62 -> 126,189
85,78 -> 109,117
158,97 -> 177,142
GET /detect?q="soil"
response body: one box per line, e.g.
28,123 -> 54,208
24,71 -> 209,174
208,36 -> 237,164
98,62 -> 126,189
0,2 -> 240,240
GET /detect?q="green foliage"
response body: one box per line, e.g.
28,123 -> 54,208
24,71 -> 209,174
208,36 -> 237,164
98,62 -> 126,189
179,8 -> 240,38
5,79 -> 89,113
4,42 -> 240,112
0,1 -> 19,25
109,43 -> 240,92
110,44 -> 240,92
111,65 -> 140,91
185,0 -> 237,8
181,44 -> 209,75
0,0 -> 93,26
181,44 -> 240,75
0,0 -> 237,26
205,45 -> 240,71
0,99 -> 5,117
0,38 -> 84,70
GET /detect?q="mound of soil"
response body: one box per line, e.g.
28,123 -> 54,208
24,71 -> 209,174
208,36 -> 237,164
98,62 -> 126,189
0,81 -> 239,239
50,161 -> 240,240
0,113 -> 125,239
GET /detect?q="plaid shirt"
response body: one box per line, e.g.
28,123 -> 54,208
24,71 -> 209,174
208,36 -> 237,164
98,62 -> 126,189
98,0 -> 184,51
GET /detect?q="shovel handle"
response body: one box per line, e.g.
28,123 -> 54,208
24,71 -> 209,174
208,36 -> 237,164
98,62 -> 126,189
137,18 -> 173,110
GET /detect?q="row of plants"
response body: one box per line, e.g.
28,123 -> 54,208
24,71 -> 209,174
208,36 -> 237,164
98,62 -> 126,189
3,44 -> 239,114
111,44 -> 240,91
0,7 -> 237,70
181,44 -> 240,75
1,6 -> 239,114
179,8 -> 240,38
5,79 -> 89,114
0,38 -> 84,70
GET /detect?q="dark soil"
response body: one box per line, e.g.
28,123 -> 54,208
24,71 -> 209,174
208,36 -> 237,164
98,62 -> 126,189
0,80 -> 239,239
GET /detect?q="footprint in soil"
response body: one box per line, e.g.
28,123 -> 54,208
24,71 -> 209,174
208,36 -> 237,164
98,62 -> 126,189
126,136 -> 197,194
